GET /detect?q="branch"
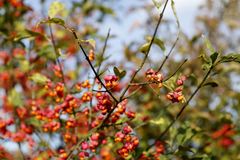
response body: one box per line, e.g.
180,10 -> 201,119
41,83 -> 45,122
119,0 -> 170,101
98,0 -> 170,131
48,20 -> 66,87
163,58 -> 187,81
96,28 -> 111,75
156,33 -> 179,73
157,0 -> 181,73
145,65 -> 214,152
89,29 -> 111,128
18,142 -> 25,160
69,29 -> 118,103
129,58 -> 187,86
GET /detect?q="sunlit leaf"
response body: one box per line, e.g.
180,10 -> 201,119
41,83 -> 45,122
97,5 -> 114,15
79,39 -> 96,50
171,0 -> 180,29
7,89 -> 23,107
39,18 -> 65,27
19,60 -> 30,72
152,0 -> 161,9
218,53 -> 240,64
139,42 -> 150,53
202,35 -> 215,53
150,117 -> 165,125
48,1 -> 67,18
30,73 -> 49,84
146,36 -> 165,51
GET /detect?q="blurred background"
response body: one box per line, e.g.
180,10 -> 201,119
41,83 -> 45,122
0,0 -> 240,159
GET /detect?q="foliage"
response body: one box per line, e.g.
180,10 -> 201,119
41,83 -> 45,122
0,0 -> 239,160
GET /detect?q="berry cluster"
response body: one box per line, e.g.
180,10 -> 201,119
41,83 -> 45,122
145,69 -> 164,87
104,75 -> 119,91
115,125 -> 139,158
78,132 -> 107,159
45,82 -> 65,102
139,141 -> 165,160
166,75 -> 186,103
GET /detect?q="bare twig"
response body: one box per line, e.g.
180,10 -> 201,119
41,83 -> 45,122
163,58 -> 188,81
96,28 -> 111,75
48,20 -> 66,86
156,34 -> 179,73
156,0 -> 181,73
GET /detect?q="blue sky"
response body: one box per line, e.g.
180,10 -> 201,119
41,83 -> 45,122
23,0 -> 205,63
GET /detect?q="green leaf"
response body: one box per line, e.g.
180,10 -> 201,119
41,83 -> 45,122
210,52 -> 219,64
97,5 -> 114,15
200,52 -> 211,64
119,70 -> 126,79
79,39 -> 96,50
153,38 -> 165,51
150,117 -> 165,125
26,117 -> 41,128
203,35 -> 215,53
139,42 -> 150,53
189,73 -> 198,85
38,45 -> 56,60
171,0 -> 180,29
25,29 -> 47,39
152,0 -> 161,9
39,18 -> 65,27
203,81 -> 219,88
113,66 -> 120,76
115,117 -> 128,124
200,52 -> 211,70
82,1 -> 94,14
19,60 -> 30,72
13,29 -> 46,42
113,67 -> 126,79
7,89 -> 23,107
30,73 -> 49,84
178,145 -> 195,153
146,36 -> 165,51
218,53 -> 240,64
202,63 -> 211,71
48,1 -> 67,18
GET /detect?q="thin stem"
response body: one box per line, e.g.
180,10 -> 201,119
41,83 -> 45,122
63,1 -> 170,156
48,21 -> 66,86
124,86 -> 142,100
119,0 -> 170,101
18,143 -> 25,160
89,29 -> 111,128
164,58 -> 188,81
96,28 -> 111,75
156,34 -> 179,73
145,66 -> 214,152
98,0 -> 170,128
157,0 -> 180,73
70,29 -> 118,103
129,59 -> 187,86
